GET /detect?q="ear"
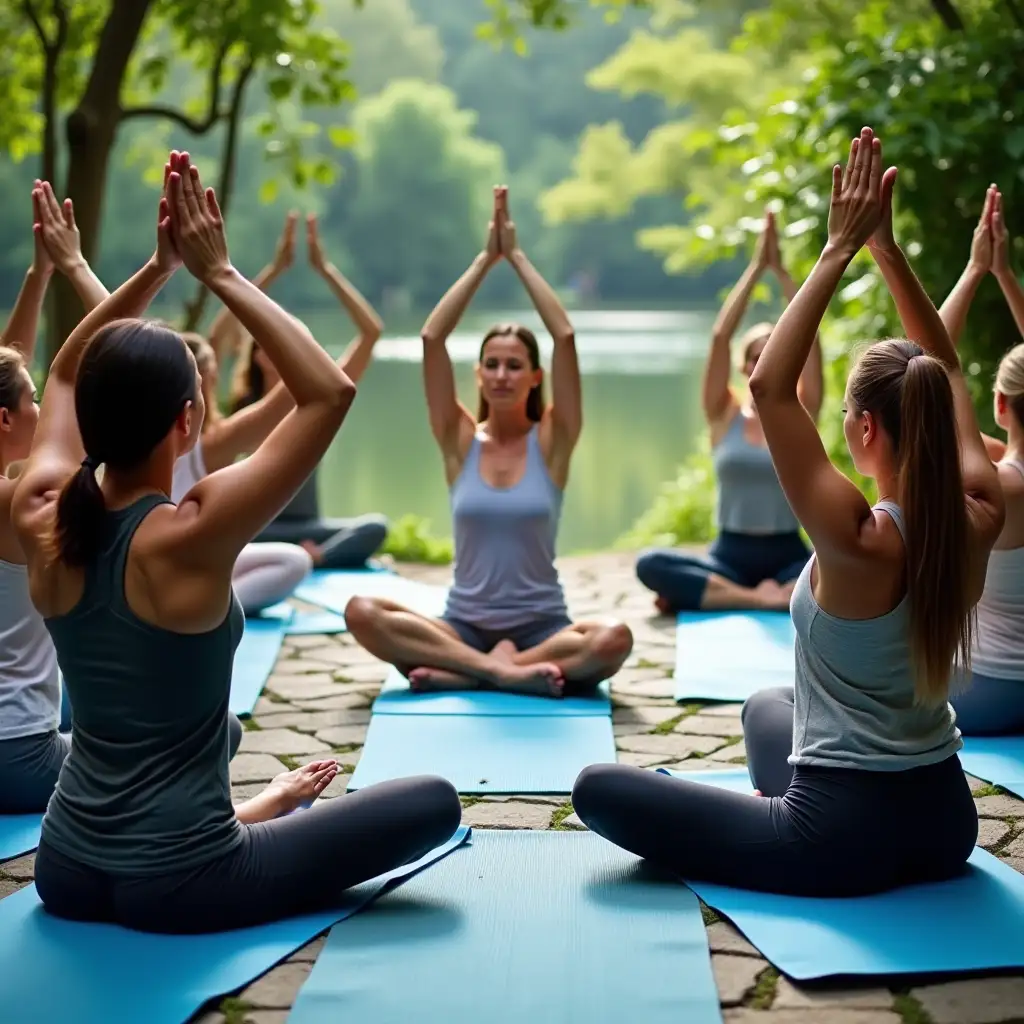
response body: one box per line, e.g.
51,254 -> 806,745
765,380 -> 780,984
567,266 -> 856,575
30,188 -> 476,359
0,407 -> 10,433
996,391 -> 1008,415
176,400 -> 193,436
860,408 -> 876,448
531,366 -> 544,388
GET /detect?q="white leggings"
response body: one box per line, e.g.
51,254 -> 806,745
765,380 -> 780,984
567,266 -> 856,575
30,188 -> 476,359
232,542 -> 313,615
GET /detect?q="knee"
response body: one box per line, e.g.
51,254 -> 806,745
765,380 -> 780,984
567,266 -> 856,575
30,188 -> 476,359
741,686 -> 794,729
226,714 -> 244,759
571,762 -> 621,826
286,546 -> 314,584
354,515 -> 389,548
411,775 -> 462,839
593,622 -> 633,666
635,549 -> 670,590
344,596 -> 381,639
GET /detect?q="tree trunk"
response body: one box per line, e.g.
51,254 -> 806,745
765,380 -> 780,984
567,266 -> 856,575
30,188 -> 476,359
47,0 -> 155,367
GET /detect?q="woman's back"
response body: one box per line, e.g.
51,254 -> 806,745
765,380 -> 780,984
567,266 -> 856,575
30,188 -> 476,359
43,494 -> 243,874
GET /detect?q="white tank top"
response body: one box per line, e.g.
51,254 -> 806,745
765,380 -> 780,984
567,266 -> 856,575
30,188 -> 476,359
971,459 -> 1024,681
171,440 -> 207,504
0,558 -> 61,740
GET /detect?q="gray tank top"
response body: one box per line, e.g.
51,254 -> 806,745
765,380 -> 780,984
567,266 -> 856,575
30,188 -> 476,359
42,494 -> 244,875
444,427 -> 568,629
789,501 -> 961,771
713,412 -> 799,534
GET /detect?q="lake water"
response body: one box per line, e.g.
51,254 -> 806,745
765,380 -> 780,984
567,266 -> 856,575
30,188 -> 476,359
297,306 -> 717,554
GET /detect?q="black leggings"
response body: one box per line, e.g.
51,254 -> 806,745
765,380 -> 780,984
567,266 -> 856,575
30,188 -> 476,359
35,775 -> 461,934
635,531 -> 810,611
572,686 -> 978,897
257,514 -> 388,570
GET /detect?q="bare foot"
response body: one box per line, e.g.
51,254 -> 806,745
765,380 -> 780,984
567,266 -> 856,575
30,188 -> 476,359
407,667 -> 478,692
299,539 -> 323,567
753,580 -> 790,611
494,662 -> 564,698
490,639 -> 518,665
654,595 -> 673,616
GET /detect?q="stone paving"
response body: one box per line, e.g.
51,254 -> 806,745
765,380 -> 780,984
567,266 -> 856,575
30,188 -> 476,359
5,552 -> 1024,1024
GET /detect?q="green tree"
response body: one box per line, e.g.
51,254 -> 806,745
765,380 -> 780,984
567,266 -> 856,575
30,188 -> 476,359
341,80 -> 505,307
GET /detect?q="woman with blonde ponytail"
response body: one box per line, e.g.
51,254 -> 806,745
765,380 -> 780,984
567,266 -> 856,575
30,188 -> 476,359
572,128 -> 1005,897
938,186 -> 1024,734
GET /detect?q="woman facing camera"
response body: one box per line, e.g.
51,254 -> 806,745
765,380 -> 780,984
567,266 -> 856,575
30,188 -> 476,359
573,129 -> 1003,897
938,184 -> 1024,734
636,212 -> 822,614
345,186 -> 633,697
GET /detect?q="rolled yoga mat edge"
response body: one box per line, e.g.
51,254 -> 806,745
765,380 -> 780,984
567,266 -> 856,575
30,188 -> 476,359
0,825 -> 471,1024
230,617 -> 288,717
287,829 -> 722,1024
674,610 -> 796,703
959,736 -> 1024,800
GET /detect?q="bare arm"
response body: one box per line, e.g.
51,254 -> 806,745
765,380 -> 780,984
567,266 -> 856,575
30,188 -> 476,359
500,188 -> 581,451
939,187 -> 995,348
206,213 -> 297,361
307,214 -> 382,384
992,189 -> 1024,339
165,159 -> 353,567
703,261 -> 760,424
1,186 -> 56,360
773,264 -> 824,421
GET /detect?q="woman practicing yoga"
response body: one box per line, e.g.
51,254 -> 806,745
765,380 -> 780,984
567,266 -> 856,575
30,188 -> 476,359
345,186 -> 633,697
937,185 -> 1024,734
0,183 -> 113,812
635,211 -> 822,613
12,152 -> 460,934
227,213 -> 389,570
574,128 -> 1005,897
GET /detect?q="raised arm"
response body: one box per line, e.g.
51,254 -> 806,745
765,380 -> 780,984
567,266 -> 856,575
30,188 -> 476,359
939,188 -> 995,348
206,212 -> 297,360
420,190 -> 502,463
703,253 -> 762,426
307,214 -> 382,383
1,186 -> 57,361
867,175 -> 1001,528
768,236 -> 824,422
992,189 -> 1024,339
12,174 -> 181,545
498,188 -> 581,455
165,154 -> 354,569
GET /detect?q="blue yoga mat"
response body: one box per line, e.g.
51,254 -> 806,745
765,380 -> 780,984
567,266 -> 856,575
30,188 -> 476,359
257,602 -> 348,636
288,830 -> 722,1024
0,826 -> 470,1024
959,736 -> 1024,800
350,713 -> 616,794
674,610 -> 795,703
295,570 -> 447,620
230,617 -> 288,716
660,769 -> 1024,980
374,667 -> 611,717
0,813 -> 44,863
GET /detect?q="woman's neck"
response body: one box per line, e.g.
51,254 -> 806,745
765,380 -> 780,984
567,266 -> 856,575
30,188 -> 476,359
1005,420 -> 1024,462
102,462 -> 172,509
485,409 -> 534,443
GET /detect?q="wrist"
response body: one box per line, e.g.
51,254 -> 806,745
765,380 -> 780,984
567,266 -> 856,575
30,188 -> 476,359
28,263 -> 53,281
994,265 -> 1017,284
964,262 -> 988,284
507,247 -> 527,269
202,262 -> 238,291
819,241 -> 858,267
59,255 -> 89,278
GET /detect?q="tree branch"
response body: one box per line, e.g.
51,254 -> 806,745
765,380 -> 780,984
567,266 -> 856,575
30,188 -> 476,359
930,0 -> 966,31
21,0 -> 50,50
183,58 -> 256,330
118,36 -> 231,133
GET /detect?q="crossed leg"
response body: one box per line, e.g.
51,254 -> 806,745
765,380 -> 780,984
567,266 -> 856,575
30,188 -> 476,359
345,598 -> 633,698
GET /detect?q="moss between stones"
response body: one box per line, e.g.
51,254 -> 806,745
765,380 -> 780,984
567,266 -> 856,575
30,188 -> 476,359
277,755 -> 300,771
651,714 -> 686,735
549,802 -> 575,830
892,992 -> 933,1024
972,784 -> 1002,798
459,796 -> 482,809
746,966 -> 778,1009
699,902 -> 720,926
242,718 -> 261,732
219,996 -> 253,1024
262,691 -> 288,704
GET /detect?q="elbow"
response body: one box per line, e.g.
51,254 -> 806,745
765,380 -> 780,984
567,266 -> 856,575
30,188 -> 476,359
747,369 -> 788,407
325,366 -> 357,410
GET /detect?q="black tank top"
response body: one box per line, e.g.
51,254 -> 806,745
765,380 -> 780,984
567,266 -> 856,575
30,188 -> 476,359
43,494 -> 244,875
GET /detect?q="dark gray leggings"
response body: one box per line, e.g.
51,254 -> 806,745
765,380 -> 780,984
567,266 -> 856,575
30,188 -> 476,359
34,775 -> 461,934
949,670 -> 1024,736
572,686 -> 978,897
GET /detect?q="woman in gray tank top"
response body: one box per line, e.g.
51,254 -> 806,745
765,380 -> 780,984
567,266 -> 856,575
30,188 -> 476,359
11,153 -> 459,934
346,186 -> 633,698
0,184 -> 113,813
636,211 -> 822,614
938,186 -> 1024,734
573,129 -> 1006,896
226,213 -> 389,570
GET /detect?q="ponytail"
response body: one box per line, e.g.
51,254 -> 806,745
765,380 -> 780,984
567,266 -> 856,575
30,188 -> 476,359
53,458 -> 106,566
897,353 -> 972,705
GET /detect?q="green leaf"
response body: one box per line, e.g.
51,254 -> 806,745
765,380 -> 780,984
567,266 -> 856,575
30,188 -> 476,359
328,125 -> 356,148
258,178 -> 279,204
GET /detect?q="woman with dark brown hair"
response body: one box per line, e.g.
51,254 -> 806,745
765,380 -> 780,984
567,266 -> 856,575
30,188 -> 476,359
635,212 -> 823,614
345,186 -> 633,698
573,128 -> 1004,896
